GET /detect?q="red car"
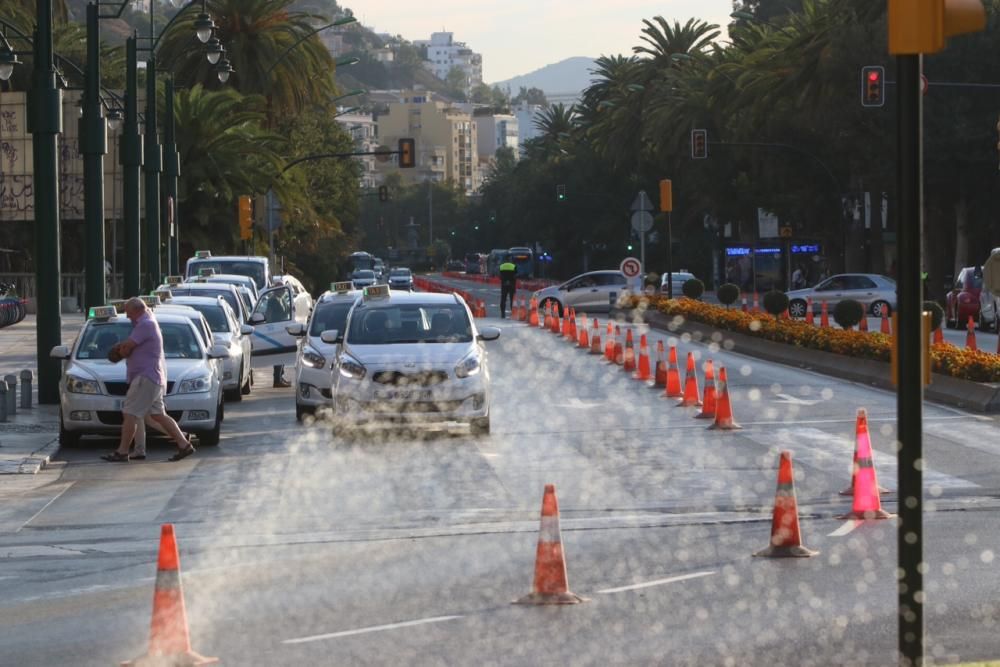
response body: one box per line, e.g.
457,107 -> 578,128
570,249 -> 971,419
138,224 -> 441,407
945,266 -> 982,328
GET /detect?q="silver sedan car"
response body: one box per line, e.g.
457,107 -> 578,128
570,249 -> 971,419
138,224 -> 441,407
786,273 -> 897,318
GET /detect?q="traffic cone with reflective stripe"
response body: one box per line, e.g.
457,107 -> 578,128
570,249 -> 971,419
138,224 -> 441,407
695,359 -> 717,419
122,524 -> 218,666
590,319 -> 602,354
578,314 -> 590,349
663,344 -> 683,398
633,334 -> 651,381
839,407 -> 890,496
754,451 -> 818,558
741,295 -> 748,313
859,313 -> 868,332
752,292 -> 760,313
613,326 -> 624,365
568,309 -> 578,342
805,297 -> 814,325
933,326 -> 944,345
515,484 -> 586,605
551,306 -> 561,334
653,340 -> 667,387
837,408 -> 894,520
820,301 -> 830,328
966,315 -> 978,350
543,302 -> 552,330
676,352 -> 702,407
562,308 -> 571,338
708,367 -> 741,430
623,329 -> 636,372
519,297 -> 528,322
880,311 -> 891,334
604,323 -> 614,360
529,297 -> 539,327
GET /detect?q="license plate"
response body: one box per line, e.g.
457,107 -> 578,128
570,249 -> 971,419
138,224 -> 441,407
374,388 -> 432,400
113,399 -> 123,410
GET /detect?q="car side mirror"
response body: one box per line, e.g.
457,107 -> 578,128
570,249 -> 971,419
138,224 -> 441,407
285,323 -> 305,337
320,329 -> 341,344
250,312 -> 266,324
50,345 -> 70,359
208,344 -> 230,359
240,324 -> 254,336
477,326 -> 501,341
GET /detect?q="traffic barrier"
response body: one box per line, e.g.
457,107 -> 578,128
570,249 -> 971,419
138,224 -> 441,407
633,334 -> 651,381
578,314 -> 590,349
529,297 -> 539,327
707,367 -> 741,430
754,451 -> 818,558
676,352 -> 702,407
966,315 -> 977,350
858,314 -> 868,332
122,524 -> 218,666
653,340 -> 667,387
590,319 -> 602,354
881,311 -> 891,334
820,301 -> 830,328
839,406 -> 890,496
663,343 -> 682,398
514,484 -> 585,605
837,409 -> 894,520
695,359 -> 717,419
20,369 -> 32,410
805,297 -> 814,325
613,326 -> 624,365
623,329 -> 636,372
604,323 -> 614,361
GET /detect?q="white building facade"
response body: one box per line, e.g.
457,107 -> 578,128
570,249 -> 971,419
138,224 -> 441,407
415,32 -> 483,95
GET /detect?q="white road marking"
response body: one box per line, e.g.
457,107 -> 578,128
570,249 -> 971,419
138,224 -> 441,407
773,393 -> 822,406
282,615 -> 464,645
828,520 -> 862,537
17,482 -> 74,533
597,570 -> 716,594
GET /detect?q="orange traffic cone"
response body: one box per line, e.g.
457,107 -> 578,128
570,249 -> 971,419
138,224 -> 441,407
543,302 -> 552,330
514,484 -> 586,605
933,326 -> 944,345
633,334 -> 651,381
741,295 -> 748,313
568,309 -> 578,342
623,329 -> 636,372
880,311 -> 891,334
754,451 -> 818,558
805,297 -> 814,325
613,326 -> 624,365
840,408 -> 890,497
590,319 -> 602,354
708,367 -> 741,430
676,352 -> 702,407
578,315 -> 590,349
519,298 -> 528,322
561,308 -> 571,337
653,340 -> 667,387
859,313 -> 868,332
752,292 -> 760,313
123,524 -> 218,666
529,298 -> 539,327
820,301 -> 830,328
663,344 -> 683,398
837,408 -> 894,520
695,359 -> 717,419
604,323 -> 614,361
966,315 -> 977,350
551,306 -> 561,334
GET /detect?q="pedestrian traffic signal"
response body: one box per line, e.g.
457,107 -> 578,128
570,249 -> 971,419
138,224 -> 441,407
556,184 -> 566,202
861,66 -> 885,107
691,129 -> 707,159
398,138 -> 415,168
238,195 -> 253,240
378,185 -> 388,202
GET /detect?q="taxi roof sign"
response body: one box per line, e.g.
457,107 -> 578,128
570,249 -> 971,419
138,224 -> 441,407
198,267 -> 217,277
363,284 -> 390,301
140,295 -> 161,308
155,289 -> 173,302
109,299 -> 127,313
331,281 -> 353,294
194,250 -> 212,258
89,305 -> 117,320
165,275 -> 184,285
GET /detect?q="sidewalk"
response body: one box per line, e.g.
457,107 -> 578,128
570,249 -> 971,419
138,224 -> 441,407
0,314 -> 84,475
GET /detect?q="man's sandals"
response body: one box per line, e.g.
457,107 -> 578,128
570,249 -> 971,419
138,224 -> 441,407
168,442 -> 196,462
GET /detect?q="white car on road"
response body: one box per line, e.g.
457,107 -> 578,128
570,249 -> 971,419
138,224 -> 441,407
51,306 -> 230,447
331,287 -> 500,434
532,270 -> 628,316
248,280 -> 313,355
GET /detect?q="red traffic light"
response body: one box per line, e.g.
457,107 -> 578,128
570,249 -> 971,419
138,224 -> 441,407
691,129 -> 708,159
861,65 -> 885,107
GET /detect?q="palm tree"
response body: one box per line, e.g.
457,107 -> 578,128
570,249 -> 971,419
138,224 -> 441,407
524,103 -> 577,162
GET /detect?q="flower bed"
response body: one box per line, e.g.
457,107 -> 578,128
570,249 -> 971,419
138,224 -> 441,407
626,295 -> 1000,383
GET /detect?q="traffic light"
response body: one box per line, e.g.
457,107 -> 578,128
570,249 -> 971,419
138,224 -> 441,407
691,129 -> 707,159
888,0 -> 985,55
238,195 -> 253,240
556,184 -> 566,202
861,66 -> 885,107
398,138 -> 415,168
378,185 -> 388,202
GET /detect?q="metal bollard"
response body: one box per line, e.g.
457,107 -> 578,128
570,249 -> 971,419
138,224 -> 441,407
4,374 -> 15,416
20,369 -> 33,409
0,380 -> 8,422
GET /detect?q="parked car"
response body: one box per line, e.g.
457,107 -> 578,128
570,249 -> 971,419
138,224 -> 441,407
978,248 -> 1000,331
945,266 -> 982,329
786,273 -> 897,318
660,271 -> 697,297
531,270 -> 628,317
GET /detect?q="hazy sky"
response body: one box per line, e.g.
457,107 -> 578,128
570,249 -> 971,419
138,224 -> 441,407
351,0 -> 736,84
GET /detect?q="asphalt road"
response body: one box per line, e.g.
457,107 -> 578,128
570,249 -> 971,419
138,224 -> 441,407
2,282 -> 1000,665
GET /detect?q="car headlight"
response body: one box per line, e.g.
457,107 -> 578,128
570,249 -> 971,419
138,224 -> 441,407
338,354 -> 366,380
302,345 -> 327,369
66,374 -> 100,394
178,375 -> 212,393
455,351 -> 481,378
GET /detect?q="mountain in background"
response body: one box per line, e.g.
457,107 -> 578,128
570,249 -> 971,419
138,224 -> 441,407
491,57 -> 597,99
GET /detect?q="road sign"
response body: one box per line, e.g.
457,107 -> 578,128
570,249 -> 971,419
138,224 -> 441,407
630,190 -> 653,212
620,257 -> 642,278
779,226 -> 793,238
631,211 -> 654,233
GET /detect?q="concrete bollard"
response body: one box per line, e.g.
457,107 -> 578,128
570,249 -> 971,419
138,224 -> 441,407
0,380 -> 8,422
20,369 -> 33,410
4,374 -> 15,416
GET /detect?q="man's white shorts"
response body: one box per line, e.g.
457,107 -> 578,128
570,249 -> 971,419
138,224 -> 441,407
123,376 -> 166,417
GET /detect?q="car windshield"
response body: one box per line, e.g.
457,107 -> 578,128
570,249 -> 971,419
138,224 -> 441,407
168,288 -> 239,314
309,301 -> 354,337
347,303 -> 472,344
76,321 -> 201,359
389,269 -> 411,278
183,304 -> 230,333
354,270 -> 376,279
188,260 -> 266,290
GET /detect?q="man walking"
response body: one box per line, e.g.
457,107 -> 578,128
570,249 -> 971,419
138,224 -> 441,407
101,297 -> 195,462
498,256 -> 517,319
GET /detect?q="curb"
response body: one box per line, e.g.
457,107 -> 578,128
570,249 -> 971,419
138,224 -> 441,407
615,307 -> 1000,413
0,436 -> 60,475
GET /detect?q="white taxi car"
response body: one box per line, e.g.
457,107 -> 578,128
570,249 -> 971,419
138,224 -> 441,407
248,279 -> 313,355
165,294 -> 254,401
160,276 -> 249,323
51,305 -> 230,447
331,286 -> 500,434
287,282 -> 360,421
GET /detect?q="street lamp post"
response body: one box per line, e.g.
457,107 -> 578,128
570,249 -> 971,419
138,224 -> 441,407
163,77 -> 180,275
81,3 -> 108,311
142,53 -> 162,291
122,36 -> 143,297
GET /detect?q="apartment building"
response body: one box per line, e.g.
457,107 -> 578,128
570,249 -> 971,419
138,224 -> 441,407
475,113 -> 519,162
414,32 -> 483,95
334,110 -> 380,190
512,102 -> 545,146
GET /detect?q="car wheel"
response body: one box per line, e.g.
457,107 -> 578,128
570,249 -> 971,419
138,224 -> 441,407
296,404 -> 315,422
871,301 -> 891,318
240,364 -> 252,395
225,365 -> 243,402
541,298 -> 563,318
59,413 -> 80,447
788,299 -> 807,318
470,415 -> 490,435
198,402 -> 223,446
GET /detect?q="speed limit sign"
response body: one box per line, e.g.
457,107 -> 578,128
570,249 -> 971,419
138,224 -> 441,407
620,257 -> 642,278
